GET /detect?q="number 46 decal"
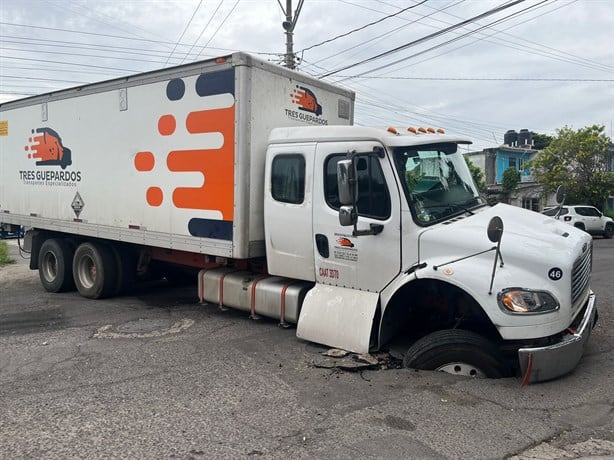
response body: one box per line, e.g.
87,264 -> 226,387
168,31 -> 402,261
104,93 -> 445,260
548,267 -> 563,281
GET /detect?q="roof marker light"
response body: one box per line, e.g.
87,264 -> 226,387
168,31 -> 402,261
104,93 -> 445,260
418,127 -> 427,133
387,127 -> 398,134
437,128 -> 445,134
408,127 -> 417,134
427,127 -> 435,133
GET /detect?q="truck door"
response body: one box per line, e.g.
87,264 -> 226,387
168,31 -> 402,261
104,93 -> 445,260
312,141 -> 401,292
264,143 -> 316,281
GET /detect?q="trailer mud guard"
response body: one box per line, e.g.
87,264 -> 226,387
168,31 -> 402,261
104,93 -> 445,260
296,284 -> 379,354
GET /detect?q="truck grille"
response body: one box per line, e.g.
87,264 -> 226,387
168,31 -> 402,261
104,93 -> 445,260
571,244 -> 592,305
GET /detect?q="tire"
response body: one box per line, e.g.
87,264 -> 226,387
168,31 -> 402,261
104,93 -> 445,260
110,244 -> 137,295
73,241 -> 118,299
604,223 -> 613,239
38,238 -> 75,292
403,329 -> 510,378
574,222 -> 586,232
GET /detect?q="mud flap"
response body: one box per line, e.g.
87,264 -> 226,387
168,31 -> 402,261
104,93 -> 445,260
296,284 -> 379,354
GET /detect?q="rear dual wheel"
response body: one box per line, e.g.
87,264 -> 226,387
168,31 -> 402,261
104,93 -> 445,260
38,238 -> 75,292
73,242 -> 118,299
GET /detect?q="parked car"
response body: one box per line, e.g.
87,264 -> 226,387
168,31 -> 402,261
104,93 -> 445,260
542,205 -> 613,238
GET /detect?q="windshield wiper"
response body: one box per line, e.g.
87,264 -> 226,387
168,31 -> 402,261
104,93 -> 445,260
427,200 -> 479,216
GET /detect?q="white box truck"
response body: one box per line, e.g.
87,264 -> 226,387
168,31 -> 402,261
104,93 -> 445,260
0,53 -> 597,383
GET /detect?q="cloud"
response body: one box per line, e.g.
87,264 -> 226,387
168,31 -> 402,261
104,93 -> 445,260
1,0 -> 612,149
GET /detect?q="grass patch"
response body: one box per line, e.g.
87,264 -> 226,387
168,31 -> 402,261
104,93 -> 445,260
0,240 -> 16,267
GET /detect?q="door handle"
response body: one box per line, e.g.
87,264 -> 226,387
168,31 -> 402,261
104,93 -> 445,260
315,234 -> 329,258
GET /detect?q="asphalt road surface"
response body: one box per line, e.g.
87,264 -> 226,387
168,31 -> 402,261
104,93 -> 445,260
1,237 -> 613,459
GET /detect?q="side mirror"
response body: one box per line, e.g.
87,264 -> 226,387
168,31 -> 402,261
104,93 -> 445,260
339,205 -> 357,227
337,159 -> 355,206
487,216 -> 504,243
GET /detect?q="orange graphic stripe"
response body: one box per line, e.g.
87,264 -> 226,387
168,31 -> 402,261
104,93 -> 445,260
186,105 -> 234,134
167,106 -> 235,220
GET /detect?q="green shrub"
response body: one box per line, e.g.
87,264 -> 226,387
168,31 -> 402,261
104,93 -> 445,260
0,240 -> 15,267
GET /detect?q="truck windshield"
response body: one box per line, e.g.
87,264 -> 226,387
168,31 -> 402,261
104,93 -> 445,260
392,143 -> 485,225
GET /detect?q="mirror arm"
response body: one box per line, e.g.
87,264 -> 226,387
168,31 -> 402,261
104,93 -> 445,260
353,223 -> 384,237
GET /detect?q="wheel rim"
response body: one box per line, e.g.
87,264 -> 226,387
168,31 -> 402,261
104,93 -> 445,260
436,362 -> 486,378
42,251 -> 58,282
77,255 -> 96,289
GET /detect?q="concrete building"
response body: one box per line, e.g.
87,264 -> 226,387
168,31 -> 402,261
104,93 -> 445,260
465,129 -> 545,211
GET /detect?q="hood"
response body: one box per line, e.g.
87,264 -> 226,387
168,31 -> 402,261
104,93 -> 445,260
415,203 -> 593,339
418,203 -> 588,267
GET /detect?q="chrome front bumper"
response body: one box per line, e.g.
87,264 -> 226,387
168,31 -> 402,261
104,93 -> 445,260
518,292 -> 597,384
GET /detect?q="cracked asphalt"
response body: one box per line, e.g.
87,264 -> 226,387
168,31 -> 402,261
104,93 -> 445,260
0,237 -> 613,459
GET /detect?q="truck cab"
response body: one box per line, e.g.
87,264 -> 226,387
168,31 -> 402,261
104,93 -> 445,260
265,125 -> 597,383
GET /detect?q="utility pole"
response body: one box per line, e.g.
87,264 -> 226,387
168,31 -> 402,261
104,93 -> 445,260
280,0 -> 304,69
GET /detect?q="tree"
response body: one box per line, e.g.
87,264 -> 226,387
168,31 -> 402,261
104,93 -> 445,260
530,125 -> 614,210
502,167 -> 520,194
464,156 -> 486,192
530,131 -> 554,150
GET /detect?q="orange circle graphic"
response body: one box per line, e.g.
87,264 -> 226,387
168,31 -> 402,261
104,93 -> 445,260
146,187 -> 163,206
134,151 -> 155,171
158,114 -> 176,136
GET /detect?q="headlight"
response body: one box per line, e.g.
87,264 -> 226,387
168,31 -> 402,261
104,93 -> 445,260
497,288 -> 559,314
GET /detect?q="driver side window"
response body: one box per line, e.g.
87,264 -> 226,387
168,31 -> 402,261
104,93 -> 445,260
324,154 -> 391,220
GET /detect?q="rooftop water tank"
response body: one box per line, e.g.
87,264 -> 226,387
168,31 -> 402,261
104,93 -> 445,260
503,130 -> 518,146
518,128 -> 532,146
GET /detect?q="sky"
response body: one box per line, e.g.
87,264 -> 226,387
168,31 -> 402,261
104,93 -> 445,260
0,0 -> 613,151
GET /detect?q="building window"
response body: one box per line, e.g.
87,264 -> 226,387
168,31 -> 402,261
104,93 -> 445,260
508,157 -> 517,169
522,197 -> 539,212
271,154 -> 305,204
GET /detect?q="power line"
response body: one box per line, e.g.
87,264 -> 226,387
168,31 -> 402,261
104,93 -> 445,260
0,55 -> 136,73
0,75 -> 88,84
0,45 -> 179,66
319,0 -> 526,78
373,0 -> 612,76
164,0 -> 204,66
180,0 -> 225,64
41,0 -> 172,51
335,76 -> 614,82
298,0 -> 429,54
329,0 -> 610,77
309,0 -> 466,69
332,0 -> 553,82
193,0 -> 242,61
410,0 -> 611,72
299,57 -> 508,139
0,22 -> 244,56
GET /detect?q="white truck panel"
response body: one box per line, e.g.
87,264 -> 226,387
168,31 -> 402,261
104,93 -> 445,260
0,53 -> 355,259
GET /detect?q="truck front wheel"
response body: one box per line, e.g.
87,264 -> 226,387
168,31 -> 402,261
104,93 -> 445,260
38,238 -> 75,292
403,329 -> 510,378
73,242 -> 118,299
